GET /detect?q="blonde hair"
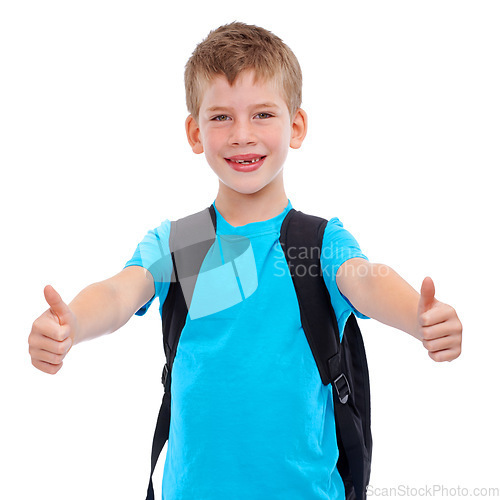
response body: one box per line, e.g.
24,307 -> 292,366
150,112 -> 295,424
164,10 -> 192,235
185,22 -> 302,121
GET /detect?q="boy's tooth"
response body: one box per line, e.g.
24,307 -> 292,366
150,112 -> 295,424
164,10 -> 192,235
232,156 -> 263,164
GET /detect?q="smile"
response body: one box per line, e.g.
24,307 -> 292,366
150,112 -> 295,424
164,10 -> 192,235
233,157 -> 262,165
225,155 -> 266,172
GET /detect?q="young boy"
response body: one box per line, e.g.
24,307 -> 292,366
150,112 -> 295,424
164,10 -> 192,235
29,22 -> 462,500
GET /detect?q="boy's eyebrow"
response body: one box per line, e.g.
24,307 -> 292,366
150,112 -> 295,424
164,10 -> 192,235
206,103 -> 280,112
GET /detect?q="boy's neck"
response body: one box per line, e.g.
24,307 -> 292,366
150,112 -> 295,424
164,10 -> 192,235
214,184 -> 289,227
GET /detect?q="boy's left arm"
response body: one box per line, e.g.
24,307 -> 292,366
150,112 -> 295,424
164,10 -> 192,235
337,259 -> 462,362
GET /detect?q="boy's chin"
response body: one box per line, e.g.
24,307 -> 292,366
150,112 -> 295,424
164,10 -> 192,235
215,166 -> 285,197
221,184 -> 263,196
219,179 -> 272,197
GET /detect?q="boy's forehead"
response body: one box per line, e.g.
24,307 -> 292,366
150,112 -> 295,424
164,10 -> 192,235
198,70 -> 286,111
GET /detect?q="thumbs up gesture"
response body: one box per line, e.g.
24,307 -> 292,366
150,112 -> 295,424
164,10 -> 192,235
417,277 -> 462,362
28,285 -> 77,374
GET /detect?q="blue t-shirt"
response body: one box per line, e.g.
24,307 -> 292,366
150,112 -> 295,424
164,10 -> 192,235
125,200 -> 368,500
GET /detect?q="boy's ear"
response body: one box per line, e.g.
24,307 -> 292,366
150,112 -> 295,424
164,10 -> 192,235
185,115 -> 204,154
290,108 -> 308,149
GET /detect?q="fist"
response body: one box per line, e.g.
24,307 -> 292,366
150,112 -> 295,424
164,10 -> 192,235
28,285 -> 76,374
417,277 -> 462,362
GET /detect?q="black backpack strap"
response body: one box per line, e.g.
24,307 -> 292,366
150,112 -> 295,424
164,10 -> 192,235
279,209 -> 371,500
146,205 -> 217,500
333,315 -> 372,500
279,209 -> 342,385
161,206 -> 217,363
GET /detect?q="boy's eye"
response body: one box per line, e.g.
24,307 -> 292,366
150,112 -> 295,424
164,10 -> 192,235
256,113 -> 272,119
213,115 -> 229,121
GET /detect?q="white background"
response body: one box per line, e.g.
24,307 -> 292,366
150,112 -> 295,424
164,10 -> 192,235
1,1 -> 499,499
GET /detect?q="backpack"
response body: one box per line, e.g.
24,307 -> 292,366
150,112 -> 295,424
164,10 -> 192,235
145,206 -> 372,500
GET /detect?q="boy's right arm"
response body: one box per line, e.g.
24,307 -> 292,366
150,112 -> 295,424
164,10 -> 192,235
28,266 -> 155,375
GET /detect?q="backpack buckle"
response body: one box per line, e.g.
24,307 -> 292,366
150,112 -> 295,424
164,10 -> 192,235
333,373 -> 351,404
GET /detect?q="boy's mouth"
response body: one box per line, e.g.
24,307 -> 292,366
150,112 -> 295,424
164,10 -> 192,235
225,154 -> 266,172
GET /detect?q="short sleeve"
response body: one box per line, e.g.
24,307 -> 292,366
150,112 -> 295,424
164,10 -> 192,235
124,219 -> 173,316
320,217 -> 370,338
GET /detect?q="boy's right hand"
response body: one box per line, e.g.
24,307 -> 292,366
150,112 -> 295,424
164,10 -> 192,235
29,285 -> 77,375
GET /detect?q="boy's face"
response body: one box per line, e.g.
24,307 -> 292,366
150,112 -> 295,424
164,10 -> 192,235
186,70 -> 307,197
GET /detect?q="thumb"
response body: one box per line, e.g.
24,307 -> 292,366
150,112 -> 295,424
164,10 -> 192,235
418,276 -> 436,314
44,285 -> 72,326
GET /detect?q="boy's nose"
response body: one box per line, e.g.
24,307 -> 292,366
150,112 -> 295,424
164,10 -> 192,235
229,121 -> 257,146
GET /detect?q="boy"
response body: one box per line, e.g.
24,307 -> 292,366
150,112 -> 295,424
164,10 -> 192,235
29,22 -> 462,499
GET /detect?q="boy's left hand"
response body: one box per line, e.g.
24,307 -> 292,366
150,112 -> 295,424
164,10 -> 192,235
417,277 -> 462,362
